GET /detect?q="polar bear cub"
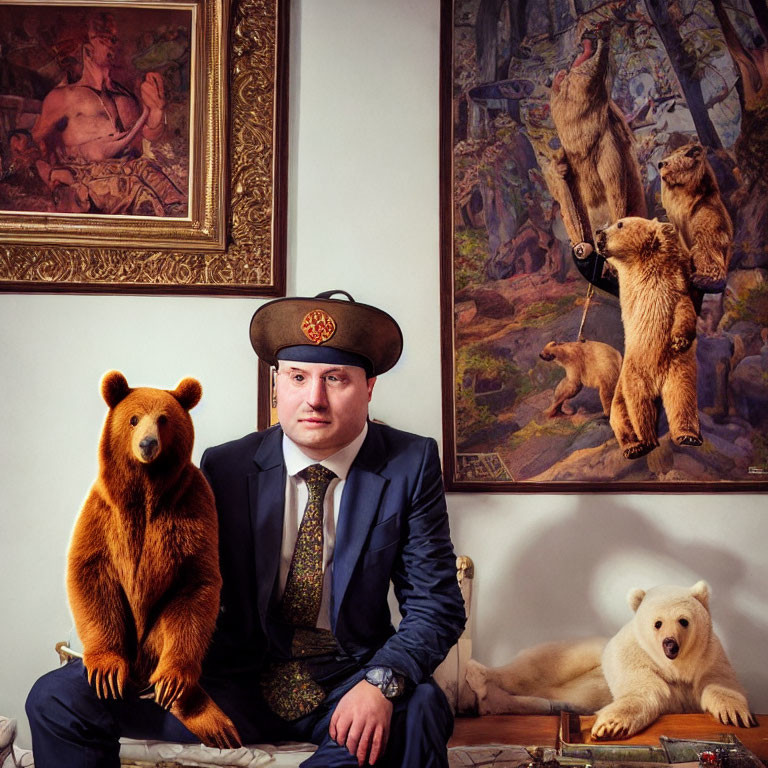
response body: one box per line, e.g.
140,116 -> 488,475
592,580 -> 755,739
465,581 -> 755,738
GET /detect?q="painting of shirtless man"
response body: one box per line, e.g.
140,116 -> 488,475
0,6 -> 191,217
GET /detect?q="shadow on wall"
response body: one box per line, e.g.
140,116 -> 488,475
471,496 -> 768,706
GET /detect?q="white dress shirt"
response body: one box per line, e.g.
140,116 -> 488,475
279,422 -> 368,630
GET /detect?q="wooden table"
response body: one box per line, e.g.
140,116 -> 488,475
450,715 -> 561,748
450,713 -> 768,762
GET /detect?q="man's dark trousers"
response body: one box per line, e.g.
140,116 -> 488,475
26,658 -> 454,767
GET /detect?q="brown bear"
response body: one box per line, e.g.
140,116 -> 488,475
66,371 -> 240,749
659,143 -> 733,293
539,340 -> 622,417
549,33 -> 647,259
595,218 -> 702,459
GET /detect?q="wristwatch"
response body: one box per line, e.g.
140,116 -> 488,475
364,666 -> 405,699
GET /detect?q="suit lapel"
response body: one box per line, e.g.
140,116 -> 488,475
249,426 -> 286,630
331,423 -> 388,631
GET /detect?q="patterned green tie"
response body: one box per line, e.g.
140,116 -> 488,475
262,464 -> 337,719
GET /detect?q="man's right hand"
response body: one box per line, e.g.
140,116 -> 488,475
329,679 -> 393,765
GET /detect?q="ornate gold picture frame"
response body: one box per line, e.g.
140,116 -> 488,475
0,0 -> 287,295
440,0 -> 768,492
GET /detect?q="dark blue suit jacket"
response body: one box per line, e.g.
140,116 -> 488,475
200,421 -> 466,686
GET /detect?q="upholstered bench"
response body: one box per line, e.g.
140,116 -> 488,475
0,717 -> 33,768
33,556 -> 477,768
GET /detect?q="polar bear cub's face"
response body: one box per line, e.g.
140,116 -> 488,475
629,581 -> 712,667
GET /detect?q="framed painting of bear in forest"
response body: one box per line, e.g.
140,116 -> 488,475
440,0 -> 768,492
0,0 -> 287,296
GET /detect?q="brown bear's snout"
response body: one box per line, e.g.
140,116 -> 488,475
132,417 -> 163,464
595,229 -> 607,253
540,351 -> 555,361
139,436 -> 160,462
663,637 -> 680,659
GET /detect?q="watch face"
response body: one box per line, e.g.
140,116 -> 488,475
366,667 -> 389,687
365,667 -> 403,699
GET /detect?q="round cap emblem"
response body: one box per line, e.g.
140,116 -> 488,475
301,309 -> 337,344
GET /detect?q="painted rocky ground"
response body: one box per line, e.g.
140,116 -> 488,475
455,266 -> 768,484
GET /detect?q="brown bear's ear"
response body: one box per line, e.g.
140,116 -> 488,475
690,580 -> 710,610
628,587 -> 646,612
646,230 -> 662,254
101,371 -> 131,408
660,222 -> 677,240
171,378 -> 202,411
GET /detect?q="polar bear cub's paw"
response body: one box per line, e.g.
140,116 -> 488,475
702,686 -> 757,728
465,658 -> 489,700
591,700 -> 643,740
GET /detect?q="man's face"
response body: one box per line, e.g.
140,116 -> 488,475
275,360 -> 376,460
86,23 -> 119,68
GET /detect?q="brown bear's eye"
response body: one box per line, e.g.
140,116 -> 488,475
157,415 -> 168,426
617,221 -> 623,229
654,620 -> 662,629
679,618 -> 689,627
130,415 -> 139,427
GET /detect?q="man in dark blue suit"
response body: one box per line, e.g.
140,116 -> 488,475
27,291 -> 465,767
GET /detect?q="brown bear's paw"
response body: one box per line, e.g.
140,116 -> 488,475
184,709 -> 242,750
670,335 -> 693,354
83,651 -> 129,699
173,691 -> 242,749
703,688 -> 758,729
691,272 -> 726,293
150,664 -> 199,710
675,433 -> 703,447
623,442 -> 655,460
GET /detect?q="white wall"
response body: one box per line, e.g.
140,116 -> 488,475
1,0 -> 766,751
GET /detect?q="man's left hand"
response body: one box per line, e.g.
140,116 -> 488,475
329,679 -> 393,766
